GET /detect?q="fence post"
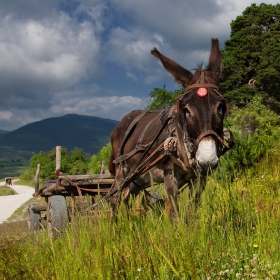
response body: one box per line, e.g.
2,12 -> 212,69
34,164 -> 40,197
56,146 -> 61,170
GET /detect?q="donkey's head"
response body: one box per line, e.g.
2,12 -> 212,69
151,39 -> 229,175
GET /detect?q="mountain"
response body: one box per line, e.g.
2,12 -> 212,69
0,114 -> 118,159
0,130 -> 8,135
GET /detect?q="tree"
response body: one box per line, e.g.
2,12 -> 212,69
68,148 -> 90,174
21,147 -> 90,181
220,3 -> 280,110
88,143 -> 112,174
146,86 -> 182,110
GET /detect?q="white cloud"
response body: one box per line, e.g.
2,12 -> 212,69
106,27 -> 165,71
0,5 -> 105,110
0,94 -> 150,130
0,111 -> 13,121
49,95 -> 150,121
0,0 -> 279,131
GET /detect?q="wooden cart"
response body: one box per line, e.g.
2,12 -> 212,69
28,173 -> 114,236
27,146 -> 114,237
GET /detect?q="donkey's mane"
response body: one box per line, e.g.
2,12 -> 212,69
188,63 -> 221,86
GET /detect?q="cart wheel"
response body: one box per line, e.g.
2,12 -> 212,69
47,195 -> 68,237
27,202 -> 41,231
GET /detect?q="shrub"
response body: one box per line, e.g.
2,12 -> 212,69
88,143 -> 112,174
23,147 -> 90,181
216,95 -> 280,179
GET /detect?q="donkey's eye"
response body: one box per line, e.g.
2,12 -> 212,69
217,103 -> 225,116
184,107 -> 192,119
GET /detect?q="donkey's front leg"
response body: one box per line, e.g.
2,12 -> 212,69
109,181 -> 121,215
163,159 -> 178,218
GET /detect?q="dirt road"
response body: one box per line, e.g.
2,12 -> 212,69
0,181 -> 34,223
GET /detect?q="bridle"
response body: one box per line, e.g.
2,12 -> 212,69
176,70 -> 229,158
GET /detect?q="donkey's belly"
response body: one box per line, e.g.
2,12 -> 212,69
138,166 -> 165,185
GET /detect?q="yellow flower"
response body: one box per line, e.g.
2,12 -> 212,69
253,244 -> 258,248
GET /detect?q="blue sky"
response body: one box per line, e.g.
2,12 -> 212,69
0,0 -> 278,131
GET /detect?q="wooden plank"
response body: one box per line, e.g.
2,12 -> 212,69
58,174 -> 114,180
60,179 -> 114,187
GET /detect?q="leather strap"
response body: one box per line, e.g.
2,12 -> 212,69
193,129 -> 228,153
117,111 -> 148,158
185,83 -> 219,91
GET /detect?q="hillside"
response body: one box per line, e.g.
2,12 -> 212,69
0,130 -> 8,135
0,114 -> 118,159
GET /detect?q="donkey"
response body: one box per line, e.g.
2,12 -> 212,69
108,38 -> 233,216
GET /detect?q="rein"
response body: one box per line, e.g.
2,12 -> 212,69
89,73 -> 231,209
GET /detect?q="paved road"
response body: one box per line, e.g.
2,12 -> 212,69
0,181 -> 35,223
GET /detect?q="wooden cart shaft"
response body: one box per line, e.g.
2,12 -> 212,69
39,174 -> 115,197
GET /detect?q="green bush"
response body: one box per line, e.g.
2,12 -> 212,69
88,143 -> 112,174
22,147 -> 90,181
216,95 -> 280,180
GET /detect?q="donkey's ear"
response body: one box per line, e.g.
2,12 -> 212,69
151,48 -> 193,87
207,38 -> 222,73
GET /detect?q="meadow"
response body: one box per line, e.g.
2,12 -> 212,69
1,97 -> 280,279
1,142 -> 280,279
0,158 -> 29,179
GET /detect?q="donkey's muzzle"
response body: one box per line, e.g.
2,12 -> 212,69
195,137 -> 219,175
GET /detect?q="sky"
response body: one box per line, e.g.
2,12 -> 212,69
0,0 -> 278,131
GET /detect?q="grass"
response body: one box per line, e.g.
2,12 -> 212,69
0,158 -> 29,180
1,146 -> 280,279
0,165 -> 28,179
15,179 -> 36,188
0,186 -> 16,196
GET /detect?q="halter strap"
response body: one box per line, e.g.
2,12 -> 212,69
178,84 -> 224,103
185,83 -> 219,91
182,70 -> 221,97
192,129 -> 229,153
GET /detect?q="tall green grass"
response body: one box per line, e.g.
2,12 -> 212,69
2,97 -> 280,279
2,144 -> 280,279
0,185 -> 15,196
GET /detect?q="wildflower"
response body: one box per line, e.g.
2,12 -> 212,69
137,268 -> 141,272
236,273 -> 242,278
253,244 -> 258,248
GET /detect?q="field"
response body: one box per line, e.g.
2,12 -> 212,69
1,143 -> 280,279
0,158 -> 29,179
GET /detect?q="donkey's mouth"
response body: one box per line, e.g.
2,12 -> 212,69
195,138 -> 219,175
196,160 -> 219,176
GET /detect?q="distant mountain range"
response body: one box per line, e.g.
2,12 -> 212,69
0,130 -> 8,135
0,114 -> 118,159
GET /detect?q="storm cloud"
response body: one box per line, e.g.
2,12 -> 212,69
0,0 -> 278,130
